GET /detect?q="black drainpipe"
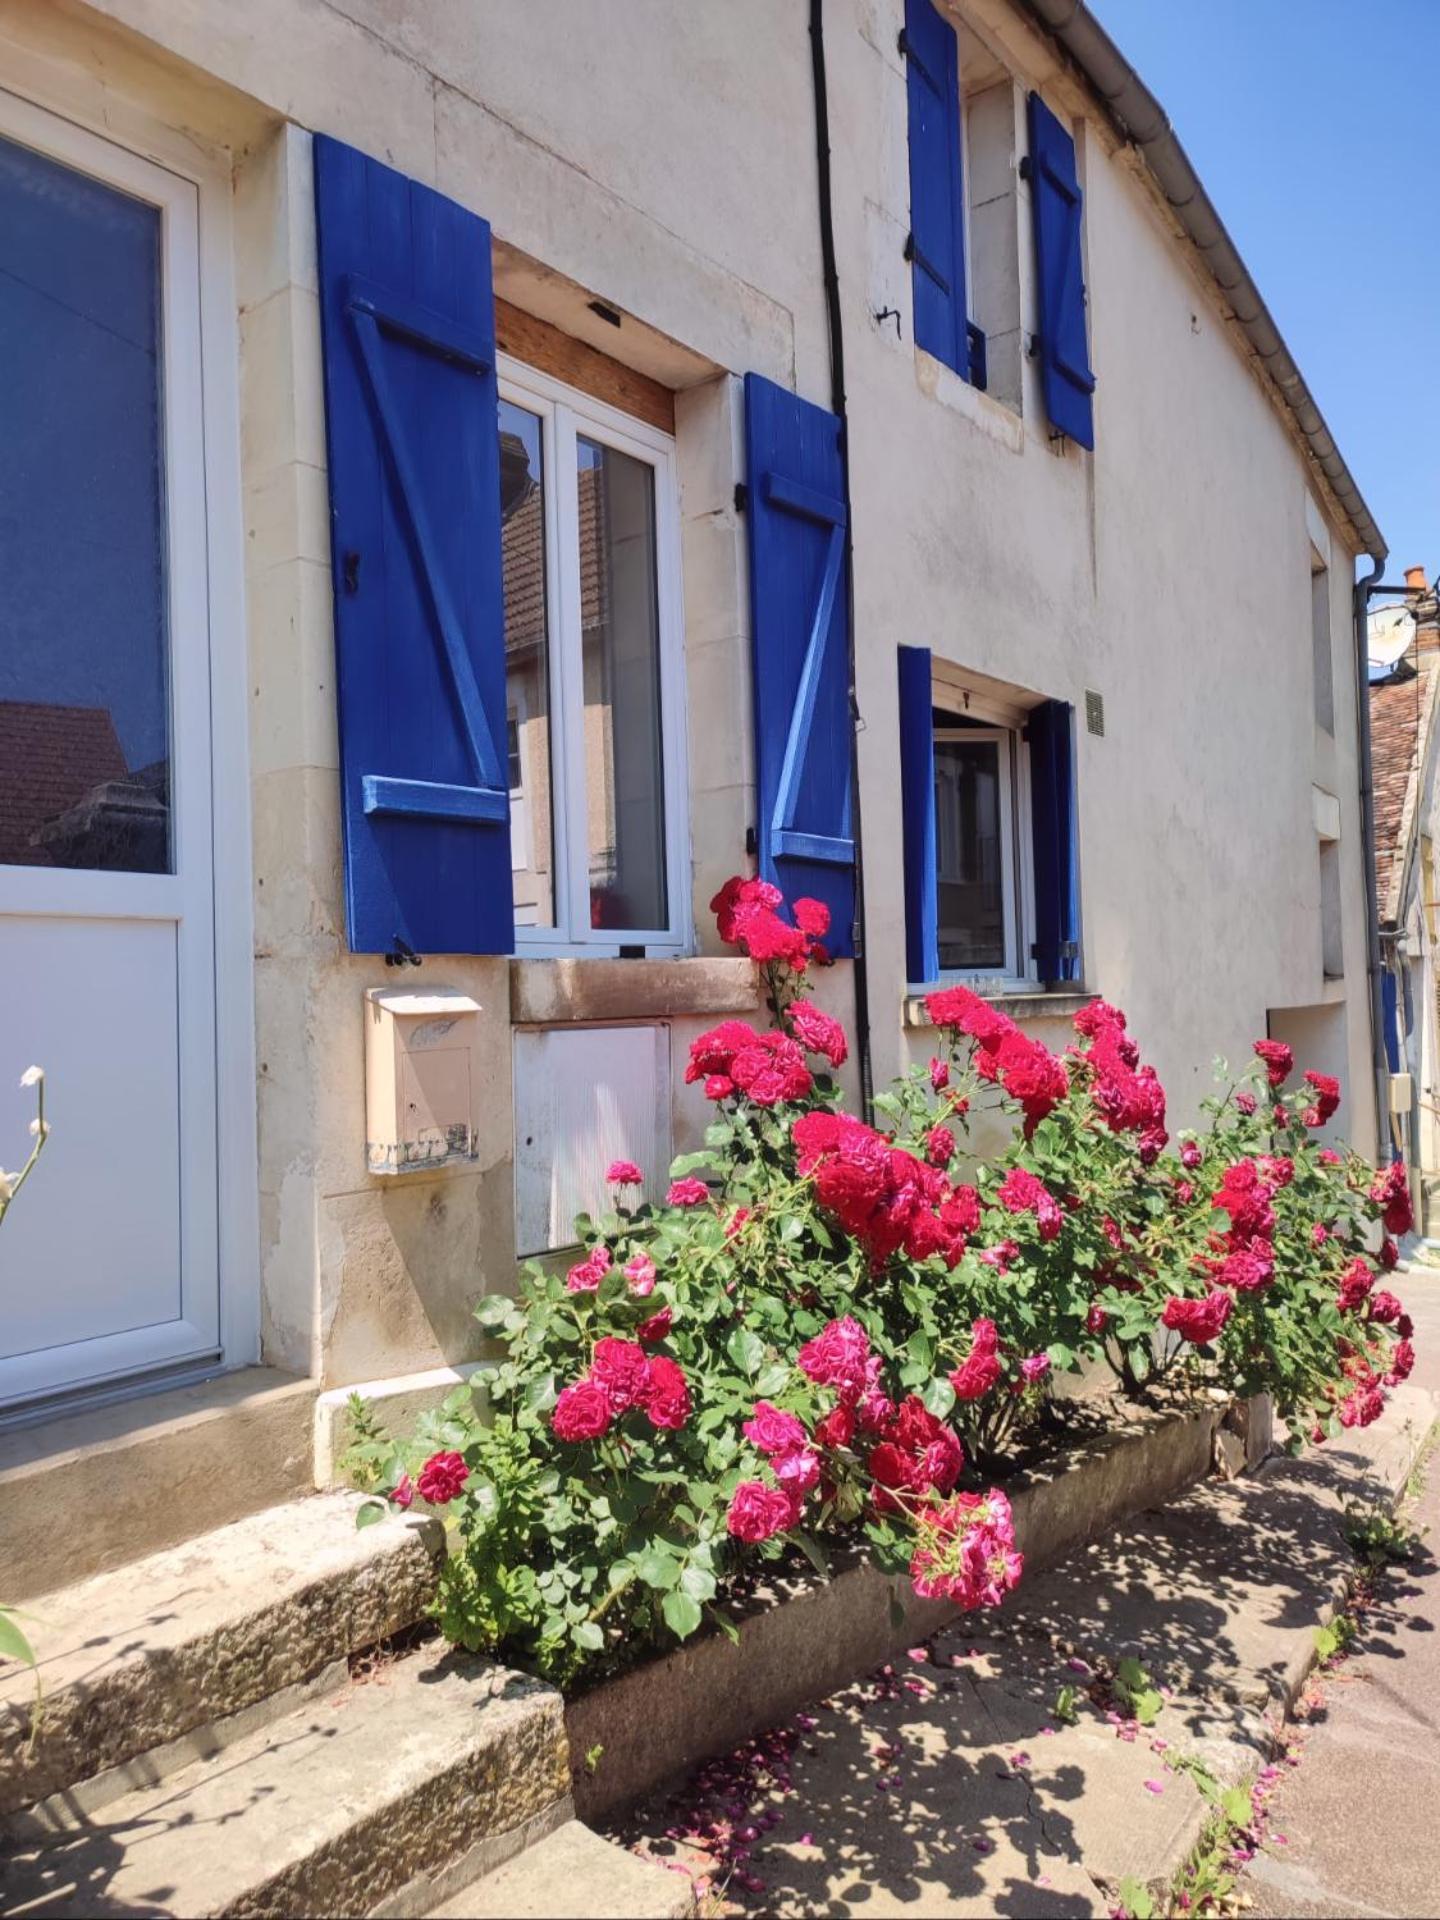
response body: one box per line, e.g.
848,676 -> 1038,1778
808,0 -> 876,1122
1355,556 -> 1390,1162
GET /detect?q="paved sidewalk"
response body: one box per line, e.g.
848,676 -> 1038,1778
610,1286 -> 1440,1916
1240,1265 -> 1440,1920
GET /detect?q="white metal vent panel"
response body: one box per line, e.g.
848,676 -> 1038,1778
513,1023 -> 672,1255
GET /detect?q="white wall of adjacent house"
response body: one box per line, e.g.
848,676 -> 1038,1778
0,0 -> 1377,1417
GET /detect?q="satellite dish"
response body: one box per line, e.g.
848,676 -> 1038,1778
1368,603 -> 1418,671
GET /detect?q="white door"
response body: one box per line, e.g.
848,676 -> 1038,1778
0,96 -> 222,1409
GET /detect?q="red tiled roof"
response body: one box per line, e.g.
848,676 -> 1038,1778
0,702 -> 128,867
501,461 -> 608,660
1370,640 -> 1440,925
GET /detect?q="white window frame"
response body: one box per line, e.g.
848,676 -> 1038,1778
932,722 -> 1036,990
497,354 -> 689,957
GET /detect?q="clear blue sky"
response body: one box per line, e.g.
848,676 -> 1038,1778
1090,0 -> 1438,582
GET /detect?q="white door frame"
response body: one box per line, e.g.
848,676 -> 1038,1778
0,84 -> 257,1404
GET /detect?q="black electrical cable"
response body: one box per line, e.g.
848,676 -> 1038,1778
808,0 -> 876,1122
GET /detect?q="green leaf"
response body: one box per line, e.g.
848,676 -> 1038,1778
355,1500 -> 388,1531
921,1374 -> 956,1419
524,1373 -> 558,1415
662,1590 -> 704,1639
635,1547 -> 682,1590
1221,1785 -> 1253,1830
1116,1876 -> 1155,1920
0,1611 -> 36,1668
726,1327 -> 766,1378
1115,1657 -> 1149,1690
680,1564 -> 718,1603
706,1605 -> 742,1645
789,1530 -> 830,1580
1129,1687 -> 1163,1726
572,1619 -> 605,1651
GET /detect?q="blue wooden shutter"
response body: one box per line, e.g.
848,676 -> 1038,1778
902,0 -> 983,386
1026,92 -> 1095,449
898,647 -> 939,985
1028,699 -> 1079,983
743,373 -> 855,957
313,135 -> 512,955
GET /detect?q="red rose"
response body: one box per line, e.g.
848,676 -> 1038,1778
642,1354 -> 691,1430
792,897 -> 830,937
590,1337 -> 649,1414
606,1159 -> 643,1185
1252,1039 -> 1294,1088
551,1379 -> 612,1442
416,1450 -> 469,1505
636,1305 -> 673,1344
788,999 -> 849,1067
814,1403 -> 857,1450
1160,1291 -> 1232,1344
1302,1071 -> 1341,1127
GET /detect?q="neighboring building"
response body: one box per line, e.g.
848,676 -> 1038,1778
1370,567 -> 1440,1229
0,1 -> 1385,1474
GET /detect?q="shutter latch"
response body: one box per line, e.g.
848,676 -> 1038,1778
385,936 -> 423,969
343,550 -> 362,595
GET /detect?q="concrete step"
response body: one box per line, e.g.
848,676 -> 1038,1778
429,1818 -> 692,1919
2,1641 -> 569,1918
0,1367 -> 318,1602
0,1490 -> 442,1816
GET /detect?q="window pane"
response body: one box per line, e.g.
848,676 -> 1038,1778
578,436 -> 666,932
0,134 -> 171,874
499,400 -> 556,927
935,737 -> 1006,969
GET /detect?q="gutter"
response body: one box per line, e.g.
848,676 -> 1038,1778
1017,0 -> 1387,564
1357,560 -> 1392,1162
809,0 -> 876,1121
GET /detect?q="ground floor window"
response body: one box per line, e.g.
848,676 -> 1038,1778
498,356 -> 687,954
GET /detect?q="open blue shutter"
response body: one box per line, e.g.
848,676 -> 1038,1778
1026,93 -> 1095,449
744,373 -> 855,957
898,647 -> 939,986
313,135 -> 512,955
902,0 -> 983,386
1028,700 -> 1079,984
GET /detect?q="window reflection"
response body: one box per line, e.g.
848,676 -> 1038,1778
499,400 -> 556,927
578,436 -> 666,933
0,132 -> 171,874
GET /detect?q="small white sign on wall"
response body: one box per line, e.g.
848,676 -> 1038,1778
513,1023 -> 673,1255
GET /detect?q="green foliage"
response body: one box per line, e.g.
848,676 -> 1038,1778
1052,1682 -> 1081,1725
360,929 -> 1411,1693
337,1391 -> 396,1493
1314,1613 -> 1355,1662
1113,1656 -> 1164,1726
1344,1498 -> 1425,1568
1115,1877 -> 1155,1920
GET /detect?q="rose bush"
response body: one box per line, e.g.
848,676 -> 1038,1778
357,880 -> 1413,1688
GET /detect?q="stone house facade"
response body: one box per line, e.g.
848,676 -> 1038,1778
0,0 -> 1386,1518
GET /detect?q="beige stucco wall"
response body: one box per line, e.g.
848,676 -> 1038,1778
3,0 -> 1379,1394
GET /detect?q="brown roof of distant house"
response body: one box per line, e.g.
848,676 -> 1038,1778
501,464 -> 608,661
0,702 -> 129,867
1371,636 -> 1440,926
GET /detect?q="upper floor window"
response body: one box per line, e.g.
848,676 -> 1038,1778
498,358 -> 687,954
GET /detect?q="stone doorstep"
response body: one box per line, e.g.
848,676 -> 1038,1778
0,1366 -> 318,1603
567,1398 -> 1243,1825
2,1642 -> 571,1920
427,1818 -> 695,1920
0,1491 -> 443,1817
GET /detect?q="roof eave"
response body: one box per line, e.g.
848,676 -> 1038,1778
1017,0 -> 1386,563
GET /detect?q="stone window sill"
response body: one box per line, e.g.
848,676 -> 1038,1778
510,956 -> 758,1026
903,988 -> 1095,1030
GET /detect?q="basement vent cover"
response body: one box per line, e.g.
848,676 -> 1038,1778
1084,689 -> 1105,737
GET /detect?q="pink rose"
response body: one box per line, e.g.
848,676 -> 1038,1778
743,1400 -> 807,1456
590,1337 -> 649,1414
667,1177 -> 710,1208
726,1480 -> 800,1543
606,1159 -> 643,1185
624,1252 -> 657,1296
643,1355 -> 691,1431
637,1305 -> 673,1345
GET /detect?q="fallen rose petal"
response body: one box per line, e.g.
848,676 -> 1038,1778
1143,1779 -> 1165,1794
907,1646 -> 930,1662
